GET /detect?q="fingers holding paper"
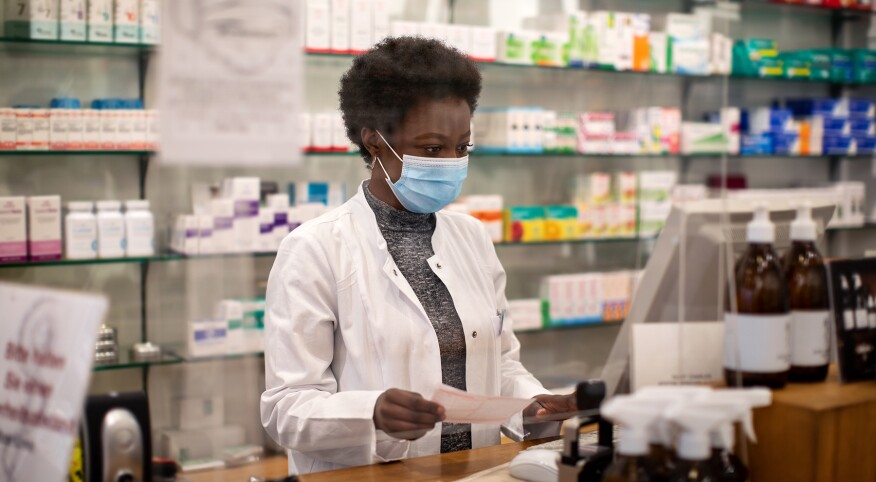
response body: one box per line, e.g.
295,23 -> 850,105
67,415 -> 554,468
523,394 -> 578,423
373,388 -> 446,440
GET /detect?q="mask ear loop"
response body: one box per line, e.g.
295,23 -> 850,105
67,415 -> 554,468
374,156 -> 392,185
375,130 -> 404,163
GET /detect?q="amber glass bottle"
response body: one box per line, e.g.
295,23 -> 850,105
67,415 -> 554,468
725,206 -> 790,389
782,205 -> 829,382
604,455 -> 661,482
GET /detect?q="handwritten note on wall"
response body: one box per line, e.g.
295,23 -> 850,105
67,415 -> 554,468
157,0 -> 304,166
0,283 -> 107,482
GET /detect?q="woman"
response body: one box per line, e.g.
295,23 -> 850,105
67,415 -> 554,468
260,36 -> 577,475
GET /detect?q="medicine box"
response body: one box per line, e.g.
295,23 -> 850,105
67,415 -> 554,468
330,0 -> 350,53
88,0 -> 112,41
176,397 -> 224,431
371,0 -> 389,46
60,0 -> 87,41
305,0 -> 330,52
390,20 -> 417,38
113,0 -> 139,44
504,206 -> 546,243
544,205 -> 579,241
496,31 -> 535,65
196,215 -> 213,255
0,197 -> 27,263
508,299 -> 544,332
348,0 -> 372,54
222,177 -> 260,253
27,195 -> 62,261
469,26 -> 496,62
0,109 -> 16,150
139,0 -> 159,44
5,0 -> 59,39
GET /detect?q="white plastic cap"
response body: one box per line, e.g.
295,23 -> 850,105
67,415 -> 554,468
790,203 -> 816,242
747,205 -> 775,244
125,199 -> 150,210
601,396 -> 663,456
96,200 -> 121,211
68,201 -> 93,212
853,273 -> 864,289
666,405 -> 730,461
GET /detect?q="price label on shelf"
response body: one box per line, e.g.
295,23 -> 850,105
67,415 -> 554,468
158,0 -> 304,166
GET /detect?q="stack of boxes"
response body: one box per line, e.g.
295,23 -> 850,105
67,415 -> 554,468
514,269 -> 641,330
575,172 -> 637,239
299,112 -> 357,153
733,37 -> 876,83
473,108 -> 545,154
0,99 -> 158,152
0,195 -> 62,263
171,178 -> 345,256
3,0 -> 160,44
638,171 -> 678,237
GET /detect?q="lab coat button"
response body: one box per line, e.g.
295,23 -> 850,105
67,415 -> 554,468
393,269 -> 398,276
472,331 -> 478,338
437,263 -> 442,269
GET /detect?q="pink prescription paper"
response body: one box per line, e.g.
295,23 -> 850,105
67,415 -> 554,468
431,384 -> 534,424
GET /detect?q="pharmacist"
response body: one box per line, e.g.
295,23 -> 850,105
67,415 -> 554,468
260,37 -> 576,474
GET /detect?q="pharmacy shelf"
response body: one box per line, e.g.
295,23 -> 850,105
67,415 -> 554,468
746,0 -> 876,15
0,238 -> 659,269
92,348 -> 265,372
827,222 -> 876,232
495,237 -> 645,247
306,150 -> 875,160
515,320 -> 624,335
0,36 -> 152,53
0,150 -> 151,156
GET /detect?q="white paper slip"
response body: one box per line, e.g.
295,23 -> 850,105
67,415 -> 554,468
431,385 -> 533,424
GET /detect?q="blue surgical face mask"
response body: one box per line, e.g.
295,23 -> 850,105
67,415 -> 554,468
373,130 -> 468,214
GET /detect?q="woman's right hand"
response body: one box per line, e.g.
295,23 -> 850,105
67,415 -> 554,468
373,388 -> 446,440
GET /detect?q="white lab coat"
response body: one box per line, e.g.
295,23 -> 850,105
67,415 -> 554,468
260,183 -> 555,474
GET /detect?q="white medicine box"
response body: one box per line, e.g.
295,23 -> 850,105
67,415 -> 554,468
60,0 -> 87,40
113,0 -> 139,43
4,0 -> 60,40
87,0 -> 112,42
0,197 -> 27,263
139,0 -> 159,44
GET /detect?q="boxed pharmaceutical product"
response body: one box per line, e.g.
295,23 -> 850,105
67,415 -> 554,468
469,26 -> 497,62
305,0 -> 330,52
496,31 -> 535,65
14,109 -> 32,150
446,25 -> 472,56
504,206 -> 546,243
531,32 -> 567,67
588,11 -> 621,69
5,0 -> 59,39
544,205 -> 579,241
176,397 -> 224,431
196,215 -> 213,255
139,0 -> 159,44
681,122 -> 729,154
371,0 -> 389,45
348,0 -> 372,54
113,0 -> 139,44
638,171 -> 677,236
0,197 -> 27,263
60,0 -> 87,41
27,195 -> 62,261
257,208 -> 275,252
50,107 -> 69,150
330,112 -> 350,152
0,109 -> 16,150
171,214 -> 199,255
330,0 -> 350,53
222,177 -> 260,253
187,319 -> 225,358
88,0 -> 112,42
508,299 -> 544,332
210,199 -> 234,254
311,113 -> 333,152
417,23 -> 449,43
649,32 -> 668,73
465,195 -> 503,243
31,109 -> 50,150
240,299 -> 265,352
266,193 -> 290,245
216,300 -> 245,355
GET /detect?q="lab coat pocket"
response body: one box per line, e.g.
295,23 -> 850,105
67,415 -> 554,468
490,313 -> 504,337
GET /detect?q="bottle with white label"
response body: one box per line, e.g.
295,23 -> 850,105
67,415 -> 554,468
96,200 -> 126,258
782,204 -> 829,383
725,205 -> 790,389
840,275 -> 855,331
124,199 -> 154,257
65,202 -> 97,259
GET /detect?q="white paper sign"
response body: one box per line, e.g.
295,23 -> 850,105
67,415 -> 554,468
631,322 -> 725,391
0,283 -> 108,482
431,385 -> 533,424
158,0 -> 303,166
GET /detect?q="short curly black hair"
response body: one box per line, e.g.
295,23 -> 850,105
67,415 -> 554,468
339,36 -> 482,164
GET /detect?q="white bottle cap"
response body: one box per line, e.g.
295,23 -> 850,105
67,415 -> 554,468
790,203 -> 816,242
68,201 -> 94,212
96,200 -> 121,211
666,405 -> 730,461
125,199 -> 150,210
601,396 -> 662,457
746,205 -> 775,244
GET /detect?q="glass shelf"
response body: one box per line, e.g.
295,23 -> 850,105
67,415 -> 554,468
92,348 -> 265,372
515,320 -> 624,335
307,150 -> 874,160
0,36 -> 153,55
495,237 -> 645,247
827,222 -> 876,232
0,150 -> 151,156
744,0 -> 876,15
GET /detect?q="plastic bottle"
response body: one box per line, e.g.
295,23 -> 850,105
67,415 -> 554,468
64,201 -> 97,259
725,205 -> 790,389
782,204 -> 830,383
96,200 -> 126,258
840,275 -> 855,331
666,405 -> 728,482
699,388 -> 772,482
124,200 -> 154,257
602,396 -> 666,482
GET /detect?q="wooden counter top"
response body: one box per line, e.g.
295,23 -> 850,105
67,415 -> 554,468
185,438 -> 555,482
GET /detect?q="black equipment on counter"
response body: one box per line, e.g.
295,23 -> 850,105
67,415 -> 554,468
558,379 -> 615,482
82,392 -> 152,482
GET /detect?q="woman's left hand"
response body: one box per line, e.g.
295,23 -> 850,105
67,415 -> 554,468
523,394 -> 578,422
